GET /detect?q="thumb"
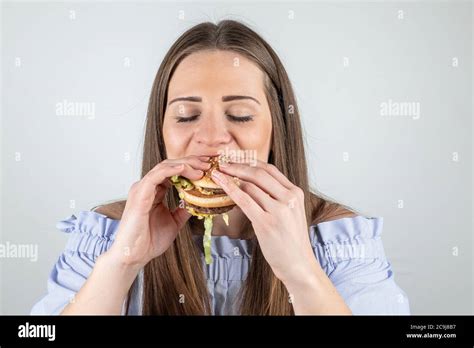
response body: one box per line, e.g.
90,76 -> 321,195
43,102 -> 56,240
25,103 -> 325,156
171,207 -> 192,230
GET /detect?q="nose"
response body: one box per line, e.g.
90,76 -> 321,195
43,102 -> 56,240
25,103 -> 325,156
193,111 -> 232,148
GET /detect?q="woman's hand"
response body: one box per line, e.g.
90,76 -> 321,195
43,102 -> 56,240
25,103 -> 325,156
61,156 -> 211,315
210,160 -> 318,286
106,155 -> 211,270
211,160 -> 352,314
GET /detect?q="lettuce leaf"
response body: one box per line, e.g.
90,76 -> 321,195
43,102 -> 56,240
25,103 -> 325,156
170,175 -> 231,265
203,215 -> 213,264
170,175 -> 194,190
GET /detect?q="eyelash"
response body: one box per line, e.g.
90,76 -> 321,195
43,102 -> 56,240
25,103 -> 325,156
228,114 -> 254,123
175,115 -> 199,123
175,114 -> 254,123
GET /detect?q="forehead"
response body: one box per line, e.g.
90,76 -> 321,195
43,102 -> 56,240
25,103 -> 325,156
167,50 -> 265,99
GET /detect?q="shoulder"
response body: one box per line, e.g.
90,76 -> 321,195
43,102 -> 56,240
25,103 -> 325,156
56,209 -> 121,259
30,209 -> 123,314
92,200 -> 126,220
319,210 -> 358,223
310,214 -> 383,243
307,195 -> 409,313
308,215 -> 410,314
308,213 -> 385,271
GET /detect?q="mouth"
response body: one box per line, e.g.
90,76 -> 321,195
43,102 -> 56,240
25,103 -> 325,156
191,151 -> 221,157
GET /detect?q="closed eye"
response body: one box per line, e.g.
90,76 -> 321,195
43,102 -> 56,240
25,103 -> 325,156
174,115 -> 199,123
226,114 -> 254,123
174,114 -> 254,123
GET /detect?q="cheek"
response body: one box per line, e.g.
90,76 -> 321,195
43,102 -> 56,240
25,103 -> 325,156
233,117 -> 272,158
163,120 -> 191,158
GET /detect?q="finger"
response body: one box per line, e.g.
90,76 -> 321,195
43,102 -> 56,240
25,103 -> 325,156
152,186 -> 167,206
151,169 -> 178,207
210,169 -> 264,222
164,156 -> 211,171
147,162 -> 204,185
149,159 -> 208,209
236,176 -> 278,212
218,162 -> 289,202
132,164 -> 202,211
224,159 -> 295,190
261,161 -> 296,189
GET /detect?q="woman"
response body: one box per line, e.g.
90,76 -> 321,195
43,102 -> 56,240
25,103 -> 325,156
31,20 -> 410,315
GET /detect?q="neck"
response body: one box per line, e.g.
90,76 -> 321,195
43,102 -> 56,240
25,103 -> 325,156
190,207 -> 253,240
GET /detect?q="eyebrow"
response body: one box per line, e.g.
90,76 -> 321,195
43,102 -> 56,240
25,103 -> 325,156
168,95 -> 260,106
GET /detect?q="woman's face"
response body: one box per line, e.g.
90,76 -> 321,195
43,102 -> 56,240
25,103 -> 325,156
163,49 -> 272,163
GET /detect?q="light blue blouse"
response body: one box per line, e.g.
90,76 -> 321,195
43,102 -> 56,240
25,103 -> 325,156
30,211 -> 410,315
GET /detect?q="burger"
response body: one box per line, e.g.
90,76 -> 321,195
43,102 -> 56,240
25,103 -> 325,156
169,155 -> 239,264
170,155 -> 236,218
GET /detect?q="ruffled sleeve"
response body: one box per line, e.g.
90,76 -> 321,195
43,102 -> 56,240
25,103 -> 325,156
30,211 -> 120,315
309,216 -> 410,315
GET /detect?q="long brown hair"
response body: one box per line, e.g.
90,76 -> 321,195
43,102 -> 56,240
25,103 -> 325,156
94,20 -> 363,315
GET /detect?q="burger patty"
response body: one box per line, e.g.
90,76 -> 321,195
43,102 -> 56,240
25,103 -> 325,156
185,202 -> 236,215
201,187 -> 226,195
184,187 -> 227,198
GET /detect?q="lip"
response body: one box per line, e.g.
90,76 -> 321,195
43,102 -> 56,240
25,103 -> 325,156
193,152 -> 221,158
196,150 -> 239,157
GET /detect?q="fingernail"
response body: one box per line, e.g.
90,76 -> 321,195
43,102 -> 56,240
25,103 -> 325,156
211,169 -> 227,184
